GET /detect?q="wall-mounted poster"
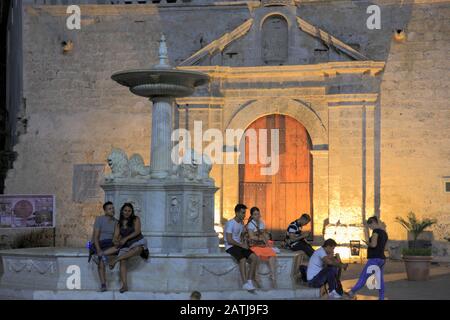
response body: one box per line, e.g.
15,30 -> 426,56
0,195 -> 55,229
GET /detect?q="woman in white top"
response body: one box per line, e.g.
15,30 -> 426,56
246,207 -> 278,288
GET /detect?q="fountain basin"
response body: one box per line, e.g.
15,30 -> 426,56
0,247 -> 320,300
111,69 -> 209,98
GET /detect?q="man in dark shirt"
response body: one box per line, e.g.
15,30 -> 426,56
286,213 -> 314,257
346,216 -> 388,300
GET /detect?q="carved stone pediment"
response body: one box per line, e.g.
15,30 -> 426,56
179,6 -> 368,68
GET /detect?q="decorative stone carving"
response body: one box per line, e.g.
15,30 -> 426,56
6,259 -> 55,274
257,261 -> 288,276
169,195 -> 181,225
187,195 -> 200,224
200,264 -> 238,277
172,149 -> 214,184
105,148 -> 150,181
119,196 -> 143,216
262,15 -> 288,65
129,153 -> 151,179
179,19 -> 254,66
106,148 -> 129,181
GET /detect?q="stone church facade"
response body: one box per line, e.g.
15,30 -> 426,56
3,0 -> 449,255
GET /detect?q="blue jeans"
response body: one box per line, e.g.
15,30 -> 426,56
351,258 -> 385,300
308,266 -> 339,292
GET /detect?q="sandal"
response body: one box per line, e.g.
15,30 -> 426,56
119,286 -> 128,293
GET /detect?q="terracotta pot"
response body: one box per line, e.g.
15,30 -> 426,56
402,255 -> 432,281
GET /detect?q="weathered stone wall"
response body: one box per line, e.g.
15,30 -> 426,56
379,2 -> 450,250
3,1 -> 449,250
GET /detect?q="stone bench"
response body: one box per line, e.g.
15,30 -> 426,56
0,247 -> 320,299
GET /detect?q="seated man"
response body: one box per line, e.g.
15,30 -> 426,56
307,239 -> 348,299
224,204 -> 259,292
91,201 -> 118,292
286,213 -> 314,257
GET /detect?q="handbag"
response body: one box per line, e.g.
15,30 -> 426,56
248,239 -> 266,247
247,221 -> 267,247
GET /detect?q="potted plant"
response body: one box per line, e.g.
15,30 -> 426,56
395,212 -> 437,281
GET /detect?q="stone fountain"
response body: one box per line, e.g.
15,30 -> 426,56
104,35 -> 218,254
0,36 -> 319,300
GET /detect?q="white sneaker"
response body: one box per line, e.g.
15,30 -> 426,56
243,280 -> 256,292
328,290 -> 342,299
328,290 -> 343,299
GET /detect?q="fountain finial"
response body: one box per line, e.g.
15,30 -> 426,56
155,34 -> 171,69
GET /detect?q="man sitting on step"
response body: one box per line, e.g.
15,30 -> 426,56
286,213 -> 315,257
224,204 -> 260,292
91,201 -> 119,292
307,238 -> 348,299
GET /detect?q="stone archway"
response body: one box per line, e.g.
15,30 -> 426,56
238,114 -> 313,240
221,98 -> 329,239
225,98 -> 327,148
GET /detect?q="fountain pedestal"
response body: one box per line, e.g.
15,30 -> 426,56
102,180 -> 219,254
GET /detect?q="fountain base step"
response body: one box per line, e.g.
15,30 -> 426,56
0,287 -> 319,300
0,247 -> 320,300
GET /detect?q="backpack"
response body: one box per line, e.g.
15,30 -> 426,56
299,265 -> 308,282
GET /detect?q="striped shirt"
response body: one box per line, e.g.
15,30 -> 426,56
286,220 -> 302,247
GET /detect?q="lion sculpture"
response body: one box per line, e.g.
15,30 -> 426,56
105,148 -> 150,181
172,149 -> 213,184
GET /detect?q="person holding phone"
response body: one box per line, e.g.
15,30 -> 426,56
285,213 -> 314,257
346,216 -> 388,300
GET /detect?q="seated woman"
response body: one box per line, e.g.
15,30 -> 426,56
245,207 -> 278,288
102,202 -> 149,293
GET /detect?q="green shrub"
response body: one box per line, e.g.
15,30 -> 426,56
402,247 -> 432,256
395,212 -> 437,248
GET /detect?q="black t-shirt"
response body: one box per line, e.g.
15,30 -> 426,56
367,229 -> 388,259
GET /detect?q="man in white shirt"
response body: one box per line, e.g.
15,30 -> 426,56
224,204 -> 259,292
307,239 -> 348,299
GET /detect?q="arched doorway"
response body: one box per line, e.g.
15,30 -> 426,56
239,114 -> 313,240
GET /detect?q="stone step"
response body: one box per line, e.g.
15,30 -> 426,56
0,287 -> 320,300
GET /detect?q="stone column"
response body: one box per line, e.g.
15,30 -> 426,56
325,100 -> 366,244
324,93 -> 379,245
150,97 -> 173,178
310,149 -> 329,241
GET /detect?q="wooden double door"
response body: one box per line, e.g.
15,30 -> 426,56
239,114 -> 313,240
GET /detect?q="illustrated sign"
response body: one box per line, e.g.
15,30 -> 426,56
0,195 -> 55,229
